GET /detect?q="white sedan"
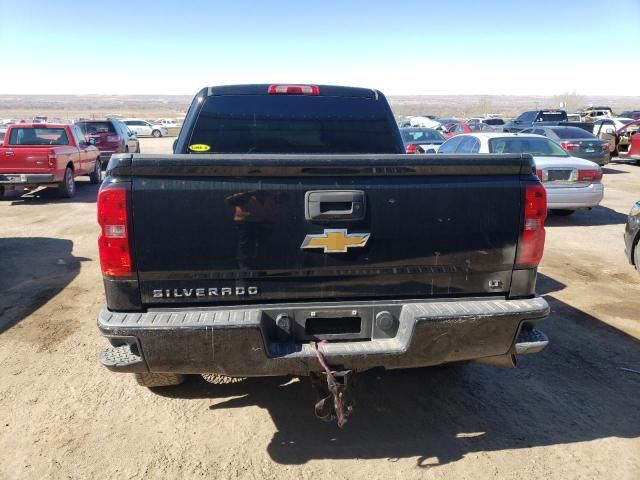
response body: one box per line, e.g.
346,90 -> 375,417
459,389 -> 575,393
437,132 -> 604,215
122,119 -> 169,138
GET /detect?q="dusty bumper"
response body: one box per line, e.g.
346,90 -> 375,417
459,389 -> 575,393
546,183 -> 604,209
0,173 -> 56,184
98,297 -> 549,376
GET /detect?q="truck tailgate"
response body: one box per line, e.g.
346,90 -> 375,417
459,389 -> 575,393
120,154 -> 531,306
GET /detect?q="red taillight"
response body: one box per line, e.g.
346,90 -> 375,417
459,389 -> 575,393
267,84 -> 320,95
97,187 -> 132,277
536,168 -> 544,180
48,152 -> 57,168
517,184 -> 547,268
405,144 -> 417,154
577,168 -> 603,182
560,141 -> 579,152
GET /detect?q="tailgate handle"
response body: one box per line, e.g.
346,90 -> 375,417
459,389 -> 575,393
305,190 -> 366,222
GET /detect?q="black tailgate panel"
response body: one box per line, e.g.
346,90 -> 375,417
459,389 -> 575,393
131,173 -> 521,305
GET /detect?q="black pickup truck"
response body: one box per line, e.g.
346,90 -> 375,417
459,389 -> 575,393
97,84 -> 550,423
502,109 -> 569,132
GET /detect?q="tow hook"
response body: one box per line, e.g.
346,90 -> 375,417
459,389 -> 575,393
310,341 -> 354,428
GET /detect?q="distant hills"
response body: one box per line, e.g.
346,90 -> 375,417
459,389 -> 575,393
1,94 -> 638,121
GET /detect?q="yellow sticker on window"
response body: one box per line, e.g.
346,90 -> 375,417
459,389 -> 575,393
189,144 -> 211,152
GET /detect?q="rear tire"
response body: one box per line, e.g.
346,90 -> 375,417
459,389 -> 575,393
134,372 -> 185,388
550,209 -> 575,216
0,186 -> 4,199
635,242 -> 640,273
57,167 -> 75,198
152,129 -> 162,138
89,158 -> 101,184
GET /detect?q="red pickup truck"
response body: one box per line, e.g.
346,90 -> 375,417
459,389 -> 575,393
0,123 -> 101,198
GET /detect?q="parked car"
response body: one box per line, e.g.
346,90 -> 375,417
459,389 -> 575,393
619,111 -> 640,121
399,127 -> 445,153
579,107 -> 612,121
502,110 -> 568,132
437,132 -> 603,215
0,123 -> 101,198
435,121 -> 458,133
469,117 -> 505,126
96,84 -> 550,403
155,118 -> 178,128
482,118 -> 505,126
123,119 -> 169,138
614,120 -> 640,162
434,118 -> 459,127
567,114 -> 582,122
592,118 -> 635,153
625,201 -> 640,273
592,117 -> 634,135
443,122 -> 495,139
520,126 -> 610,165
76,119 -> 139,169
409,116 -> 441,129
443,122 -> 472,138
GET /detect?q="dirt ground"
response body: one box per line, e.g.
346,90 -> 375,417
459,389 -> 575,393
1,138 -> 639,479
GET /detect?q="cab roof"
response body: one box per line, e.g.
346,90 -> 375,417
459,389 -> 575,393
204,84 -> 379,99
6,123 -> 70,128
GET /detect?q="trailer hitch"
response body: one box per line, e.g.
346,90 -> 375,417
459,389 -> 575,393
310,341 -> 354,428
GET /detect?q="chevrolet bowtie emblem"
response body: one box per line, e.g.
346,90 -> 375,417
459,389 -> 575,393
300,229 -> 370,253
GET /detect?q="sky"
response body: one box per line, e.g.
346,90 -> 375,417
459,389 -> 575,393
1,0 -> 639,96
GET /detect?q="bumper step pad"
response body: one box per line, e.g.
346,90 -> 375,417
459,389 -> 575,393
100,345 -> 147,373
515,328 -> 549,354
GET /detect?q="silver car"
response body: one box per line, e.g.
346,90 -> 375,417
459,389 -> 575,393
122,119 -> 169,138
437,133 -> 604,215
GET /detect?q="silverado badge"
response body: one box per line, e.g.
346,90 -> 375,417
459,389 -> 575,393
300,229 -> 370,253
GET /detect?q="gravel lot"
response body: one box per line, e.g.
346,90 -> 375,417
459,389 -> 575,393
1,137 -> 638,479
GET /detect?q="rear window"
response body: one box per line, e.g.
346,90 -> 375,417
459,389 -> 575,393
488,137 -> 568,157
188,95 -> 399,154
537,111 -> 568,122
548,127 -> 596,139
400,129 -> 444,142
76,121 -> 116,134
8,128 -> 69,145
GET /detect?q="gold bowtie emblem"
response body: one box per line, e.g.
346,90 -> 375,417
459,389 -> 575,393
300,229 -> 370,253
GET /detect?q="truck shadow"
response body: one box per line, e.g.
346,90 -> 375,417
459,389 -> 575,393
536,272 -> 566,295
155,287 -> 640,467
0,237 -> 89,334
546,205 -> 628,227
3,179 -> 99,205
